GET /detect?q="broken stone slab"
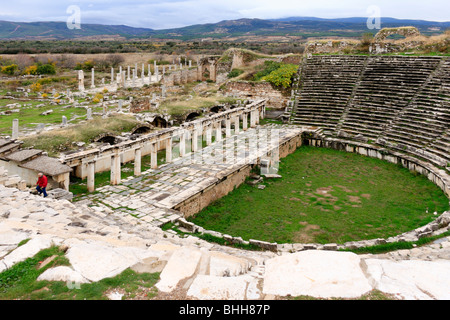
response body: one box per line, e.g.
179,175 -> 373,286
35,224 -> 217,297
263,250 -> 372,299
155,246 -> 203,293
131,257 -> 167,274
40,110 -> 53,116
209,251 -> 253,277
0,235 -> 61,272
187,274 -> 259,300
64,239 -> 150,283
37,266 -> 90,284
262,174 -> 282,179
0,223 -> 31,245
364,258 -> 450,300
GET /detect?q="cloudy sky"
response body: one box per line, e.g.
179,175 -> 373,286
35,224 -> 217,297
1,0 -> 449,29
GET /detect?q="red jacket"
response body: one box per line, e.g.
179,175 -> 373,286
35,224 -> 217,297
37,175 -> 48,188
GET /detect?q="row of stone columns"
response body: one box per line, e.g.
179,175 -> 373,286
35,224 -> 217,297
78,61 -> 198,91
84,107 -> 262,192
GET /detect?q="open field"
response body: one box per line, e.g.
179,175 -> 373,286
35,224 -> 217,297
189,146 -> 449,244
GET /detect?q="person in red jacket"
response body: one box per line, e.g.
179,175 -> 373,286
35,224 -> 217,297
36,172 -> 48,198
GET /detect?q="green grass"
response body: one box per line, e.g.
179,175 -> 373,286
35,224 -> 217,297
0,99 -> 93,135
0,246 -> 160,300
189,146 -> 449,245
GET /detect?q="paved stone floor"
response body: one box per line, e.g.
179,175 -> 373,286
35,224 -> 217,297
77,125 -> 304,228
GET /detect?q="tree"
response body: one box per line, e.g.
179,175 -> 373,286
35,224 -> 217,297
263,64 -> 298,88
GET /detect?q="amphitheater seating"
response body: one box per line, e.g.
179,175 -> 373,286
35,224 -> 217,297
384,59 -> 450,152
340,56 -> 442,140
292,55 -> 449,167
292,55 -> 368,130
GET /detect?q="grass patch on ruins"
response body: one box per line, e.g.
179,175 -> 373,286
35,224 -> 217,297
0,246 -> 160,300
189,146 -> 449,245
20,114 -> 142,157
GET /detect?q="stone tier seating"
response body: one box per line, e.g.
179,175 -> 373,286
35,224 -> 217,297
340,56 -> 442,140
292,55 -> 368,130
292,55 -> 449,168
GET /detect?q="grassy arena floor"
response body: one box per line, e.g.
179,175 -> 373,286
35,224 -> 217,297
189,146 -> 449,245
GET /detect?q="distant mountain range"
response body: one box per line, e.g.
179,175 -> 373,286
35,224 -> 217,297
0,17 -> 448,41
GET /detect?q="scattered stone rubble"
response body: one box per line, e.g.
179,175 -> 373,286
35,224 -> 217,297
0,166 -> 26,191
1,174 -> 450,300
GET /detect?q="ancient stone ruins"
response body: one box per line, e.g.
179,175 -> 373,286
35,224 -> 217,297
0,52 -> 449,300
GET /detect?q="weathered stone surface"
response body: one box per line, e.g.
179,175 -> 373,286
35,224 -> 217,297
0,223 -> 30,245
364,259 -> 450,300
263,250 -> 372,299
187,274 -> 258,300
65,240 -> 149,282
37,266 -> 90,284
209,251 -> 253,277
131,257 -> 167,274
0,235 -> 58,272
155,247 -> 202,293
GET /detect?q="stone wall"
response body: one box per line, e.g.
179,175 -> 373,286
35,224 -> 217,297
0,166 -> 26,191
173,131 -> 303,218
222,81 -> 289,109
161,68 -> 200,86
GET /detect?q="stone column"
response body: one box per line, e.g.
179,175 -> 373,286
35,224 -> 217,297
87,108 -> 93,120
206,126 -> 212,146
151,143 -> 158,169
166,137 -> 172,163
234,116 -> 240,134
215,122 -> 222,142
142,64 -> 145,80
225,118 -> 231,137
87,161 -> 95,193
78,70 -> 85,91
134,147 -> 142,177
91,68 -> 95,89
127,66 -> 131,80
111,68 -> 114,83
250,111 -> 256,128
255,109 -> 260,125
62,116 -> 67,127
12,119 -> 19,140
243,113 -> 248,131
110,150 -> 121,185
179,131 -> 186,157
192,127 -> 199,152
116,73 -> 122,86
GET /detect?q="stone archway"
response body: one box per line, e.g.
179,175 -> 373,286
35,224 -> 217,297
131,125 -> 153,135
94,133 -> 117,145
152,116 -> 168,128
185,112 -> 201,122
374,27 -> 421,42
198,57 -> 219,82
